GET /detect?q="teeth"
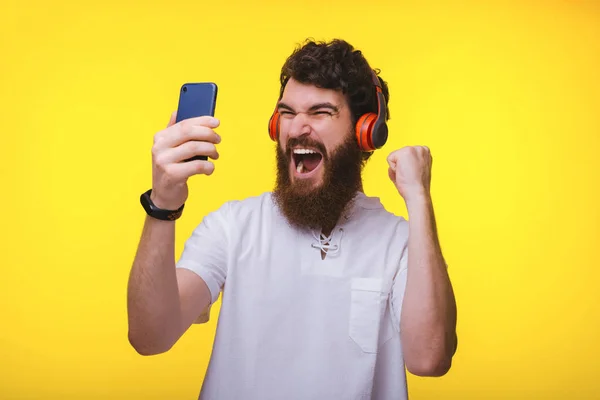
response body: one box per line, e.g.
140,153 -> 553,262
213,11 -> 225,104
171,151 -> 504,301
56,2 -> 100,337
293,148 -> 318,155
297,161 -> 304,173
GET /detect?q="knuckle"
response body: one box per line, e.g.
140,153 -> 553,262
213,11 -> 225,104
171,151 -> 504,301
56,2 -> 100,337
151,146 -> 164,163
156,155 -> 167,168
179,121 -> 192,137
153,129 -> 168,145
164,164 -> 178,179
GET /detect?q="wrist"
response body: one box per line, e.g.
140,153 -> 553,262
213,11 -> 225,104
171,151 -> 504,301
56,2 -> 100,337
404,190 -> 432,212
150,190 -> 183,211
141,189 -> 185,221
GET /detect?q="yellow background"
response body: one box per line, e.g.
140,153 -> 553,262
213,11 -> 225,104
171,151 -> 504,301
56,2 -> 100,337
1,0 -> 599,398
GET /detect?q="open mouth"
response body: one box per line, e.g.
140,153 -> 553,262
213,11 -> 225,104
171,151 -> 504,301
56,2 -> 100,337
292,148 -> 324,176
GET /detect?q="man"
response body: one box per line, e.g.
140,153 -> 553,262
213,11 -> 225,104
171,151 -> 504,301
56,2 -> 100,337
127,39 -> 457,400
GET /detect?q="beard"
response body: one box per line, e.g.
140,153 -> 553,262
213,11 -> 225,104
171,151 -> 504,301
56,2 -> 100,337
272,131 -> 364,233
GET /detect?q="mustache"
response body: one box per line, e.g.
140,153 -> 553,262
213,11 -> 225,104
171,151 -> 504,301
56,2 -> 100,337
285,137 -> 328,158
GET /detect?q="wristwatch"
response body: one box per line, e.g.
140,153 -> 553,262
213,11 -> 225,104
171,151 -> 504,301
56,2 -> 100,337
140,189 -> 185,221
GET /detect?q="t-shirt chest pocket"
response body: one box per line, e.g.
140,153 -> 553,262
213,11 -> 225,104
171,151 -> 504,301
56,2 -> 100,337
348,277 -> 393,354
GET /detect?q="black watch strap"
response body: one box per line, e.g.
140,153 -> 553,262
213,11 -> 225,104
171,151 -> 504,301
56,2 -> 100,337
140,189 -> 185,221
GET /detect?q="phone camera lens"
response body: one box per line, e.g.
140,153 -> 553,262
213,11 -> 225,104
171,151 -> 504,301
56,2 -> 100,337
183,86 -> 187,93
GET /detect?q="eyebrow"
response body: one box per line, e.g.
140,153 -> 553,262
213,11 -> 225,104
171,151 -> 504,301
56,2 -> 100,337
277,101 -> 339,113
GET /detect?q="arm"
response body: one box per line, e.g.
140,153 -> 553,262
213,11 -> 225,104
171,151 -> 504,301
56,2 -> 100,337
387,145 -> 457,377
401,194 -> 457,376
127,112 -> 222,356
127,216 -> 211,356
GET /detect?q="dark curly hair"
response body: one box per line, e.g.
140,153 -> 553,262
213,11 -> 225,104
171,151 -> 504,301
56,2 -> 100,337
279,38 -> 391,161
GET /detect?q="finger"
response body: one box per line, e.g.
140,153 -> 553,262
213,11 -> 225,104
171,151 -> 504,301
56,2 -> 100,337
153,112 -> 179,144
167,110 -> 177,128
388,167 -> 395,181
161,124 -> 221,150
169,159 -> 216,179
179,116 -> 220,129
162,140 -> 220,164
387,153 -> 397,167
387,157 -> 397,170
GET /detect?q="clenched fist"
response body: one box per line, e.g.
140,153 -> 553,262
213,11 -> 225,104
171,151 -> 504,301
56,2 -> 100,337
387,146 -> 432,203
150,111 -> 221,210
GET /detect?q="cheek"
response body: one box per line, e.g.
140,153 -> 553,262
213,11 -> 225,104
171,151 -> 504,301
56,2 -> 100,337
324,131 -> 353,156
278,116 -> 297,138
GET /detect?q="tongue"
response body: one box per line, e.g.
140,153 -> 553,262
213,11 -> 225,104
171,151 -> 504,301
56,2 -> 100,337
303,153 -> 322,172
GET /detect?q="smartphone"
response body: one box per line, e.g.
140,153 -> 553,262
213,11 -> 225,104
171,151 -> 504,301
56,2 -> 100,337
176,82 -> 218,162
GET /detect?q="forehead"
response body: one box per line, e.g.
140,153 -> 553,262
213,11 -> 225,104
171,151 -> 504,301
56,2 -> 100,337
280,78 -> 347,109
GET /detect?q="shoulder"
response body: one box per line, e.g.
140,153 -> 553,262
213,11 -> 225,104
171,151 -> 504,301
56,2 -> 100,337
207,191 -> 278,226
188,192 -> 276,238
351,192 -> 409,238
223,191 -> 275,216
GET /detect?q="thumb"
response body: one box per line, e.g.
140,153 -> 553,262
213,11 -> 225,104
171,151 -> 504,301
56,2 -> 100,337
387,153 -> 397,170
167,110 -> 177,128
388,166 -> 396,182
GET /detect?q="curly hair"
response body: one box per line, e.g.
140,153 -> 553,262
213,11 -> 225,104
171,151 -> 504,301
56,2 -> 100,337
279,38 -> 391,160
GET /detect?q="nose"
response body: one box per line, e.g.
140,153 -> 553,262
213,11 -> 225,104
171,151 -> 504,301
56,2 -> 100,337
286,112 -> 311,140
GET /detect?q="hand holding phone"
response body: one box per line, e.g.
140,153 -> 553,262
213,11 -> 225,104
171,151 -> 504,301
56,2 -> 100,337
149,82 -> 220,210
176,82 -> 218,162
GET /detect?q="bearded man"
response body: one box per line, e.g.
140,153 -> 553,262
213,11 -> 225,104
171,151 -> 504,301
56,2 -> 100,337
128,38 -> 458,400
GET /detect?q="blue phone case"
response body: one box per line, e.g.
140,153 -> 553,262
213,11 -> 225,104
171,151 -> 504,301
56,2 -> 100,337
176,82 -> 218,162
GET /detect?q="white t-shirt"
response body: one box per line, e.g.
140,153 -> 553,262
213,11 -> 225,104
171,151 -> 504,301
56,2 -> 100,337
176,191 -> 410,400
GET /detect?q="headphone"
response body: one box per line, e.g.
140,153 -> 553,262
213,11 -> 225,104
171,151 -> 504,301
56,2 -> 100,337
268,69 -> 388,152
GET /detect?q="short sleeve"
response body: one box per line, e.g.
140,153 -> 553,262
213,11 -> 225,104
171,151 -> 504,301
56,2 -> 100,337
389,245 -> 408,334
176,202 -> 231,312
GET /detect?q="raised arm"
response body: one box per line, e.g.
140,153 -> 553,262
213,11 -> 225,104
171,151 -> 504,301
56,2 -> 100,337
388,146 -> 458,376
127,112 -> 222,355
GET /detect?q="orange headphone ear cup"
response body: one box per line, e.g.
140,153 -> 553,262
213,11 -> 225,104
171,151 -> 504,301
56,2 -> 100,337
355,112 -> 377,152
360,69 -> 388,151
268,111 -> 280,141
